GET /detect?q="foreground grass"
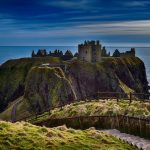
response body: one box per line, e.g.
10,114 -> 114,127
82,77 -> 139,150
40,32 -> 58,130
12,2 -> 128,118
31,99 -> 150,123
0,121 -> 138,150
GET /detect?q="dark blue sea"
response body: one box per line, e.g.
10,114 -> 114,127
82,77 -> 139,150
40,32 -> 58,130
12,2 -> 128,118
0,46 -> 150,85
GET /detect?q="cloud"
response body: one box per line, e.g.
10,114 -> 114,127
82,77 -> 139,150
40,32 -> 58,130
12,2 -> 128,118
1,19 -> 150,38
123,1 -> 150,7
0,0 -> 150,46
41,0 -> 100,10
76,20 -> 150,35
67,14 -> 132,21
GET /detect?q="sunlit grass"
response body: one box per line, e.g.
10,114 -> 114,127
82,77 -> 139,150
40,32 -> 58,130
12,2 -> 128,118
0,121 -> 138,150
31,99 -> 150,124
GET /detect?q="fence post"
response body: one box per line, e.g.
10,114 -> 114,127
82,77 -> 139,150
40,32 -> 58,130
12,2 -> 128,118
117,93 -> 119,103
98,92 -> 99,100
49,109 -> 51,115
129,92 -> 132,104
35,113 -> 37,120
143,94 -> 145,102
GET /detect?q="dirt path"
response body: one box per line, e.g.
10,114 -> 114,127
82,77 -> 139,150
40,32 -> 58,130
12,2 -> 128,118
11,99 -> 22,122
104,129 -> 150,150
11,104 -> 17,122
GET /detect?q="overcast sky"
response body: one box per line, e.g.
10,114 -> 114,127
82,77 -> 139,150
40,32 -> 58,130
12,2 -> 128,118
0,0 -> 150,46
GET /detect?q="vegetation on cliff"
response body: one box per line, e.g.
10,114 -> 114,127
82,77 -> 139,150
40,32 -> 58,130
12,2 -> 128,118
24,66 -> 76,113
0,57 -> 61,112
0,121 -> 138,150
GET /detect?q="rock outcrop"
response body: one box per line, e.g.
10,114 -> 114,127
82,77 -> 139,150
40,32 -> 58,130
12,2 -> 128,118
24,67 -> 76,112
67,57 -> 148,99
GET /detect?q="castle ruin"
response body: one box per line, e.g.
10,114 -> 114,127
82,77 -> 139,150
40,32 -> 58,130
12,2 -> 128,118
31,40 -> 135,63
120,48 -> 135,57
78,40 -> 102,63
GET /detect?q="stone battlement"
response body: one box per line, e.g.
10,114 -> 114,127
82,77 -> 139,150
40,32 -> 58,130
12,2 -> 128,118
78,40 -> 102,63
79,40 -> 100,47
120,48 -> 135,57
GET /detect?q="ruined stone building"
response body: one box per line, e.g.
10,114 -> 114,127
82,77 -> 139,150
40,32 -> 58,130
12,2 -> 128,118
120,48 -> 136,57
32,49 -> 47,57
78,40 -> 102,63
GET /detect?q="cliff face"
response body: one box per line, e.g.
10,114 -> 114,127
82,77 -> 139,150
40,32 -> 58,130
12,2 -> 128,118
67,61 -> 122,99
111,57 -> 148,93
66,57 -> 148,100
0,56 -> 148,115
24,67 -> 76,112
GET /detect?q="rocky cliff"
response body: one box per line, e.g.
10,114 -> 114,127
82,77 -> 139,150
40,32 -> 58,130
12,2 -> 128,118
0,56 -> 148,116
24,66 -> 76,112
67,57 -> 148,99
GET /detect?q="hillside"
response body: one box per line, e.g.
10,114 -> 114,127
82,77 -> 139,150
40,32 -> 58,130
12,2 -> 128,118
29,99 -> 150,124
0,56 -> 148,121
0,57 -> 61,112
0,121 -> 138,150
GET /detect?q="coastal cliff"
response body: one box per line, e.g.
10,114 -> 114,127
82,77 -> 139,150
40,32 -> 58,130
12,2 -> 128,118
0,57 -> 61,112
67,57 -> 148,99
24,66 -> 76,112
0,56 -> 148,117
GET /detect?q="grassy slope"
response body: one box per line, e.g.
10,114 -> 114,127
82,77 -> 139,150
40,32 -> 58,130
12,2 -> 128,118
0,57 -> 61,111
0,97 -> 22,121
31,100 -> 150,124
0,121 -> 137,150
0,97 -> 31,121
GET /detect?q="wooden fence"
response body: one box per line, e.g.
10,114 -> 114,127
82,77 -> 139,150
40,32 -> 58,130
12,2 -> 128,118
35,115 -> 150,139
17,114 -> 150,139
14,92 -> 150,139
15,91 -> 150,123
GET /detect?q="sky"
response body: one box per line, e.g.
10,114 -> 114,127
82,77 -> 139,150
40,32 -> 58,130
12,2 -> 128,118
0,0 -> 150,46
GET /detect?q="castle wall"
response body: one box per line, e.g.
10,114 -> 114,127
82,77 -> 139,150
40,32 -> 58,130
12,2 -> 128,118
120,50 -> 135,57
78,45 -> 92,62
78,40 -> 102,63
120,53 -> 135,57
91,45 -> 101,62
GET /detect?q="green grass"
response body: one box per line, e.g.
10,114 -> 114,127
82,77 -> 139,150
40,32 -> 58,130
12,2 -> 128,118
31,99 -> 150,124
0,121 -> 138,150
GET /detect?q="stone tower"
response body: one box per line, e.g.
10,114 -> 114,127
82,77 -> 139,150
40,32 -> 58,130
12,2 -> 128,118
78,40 -> 102,63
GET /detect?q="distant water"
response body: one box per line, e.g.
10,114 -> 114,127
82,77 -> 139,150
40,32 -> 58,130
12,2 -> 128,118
0,46 -> 150,84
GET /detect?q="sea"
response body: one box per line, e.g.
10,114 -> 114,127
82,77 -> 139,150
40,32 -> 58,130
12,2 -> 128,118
0,46 -> 150,85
